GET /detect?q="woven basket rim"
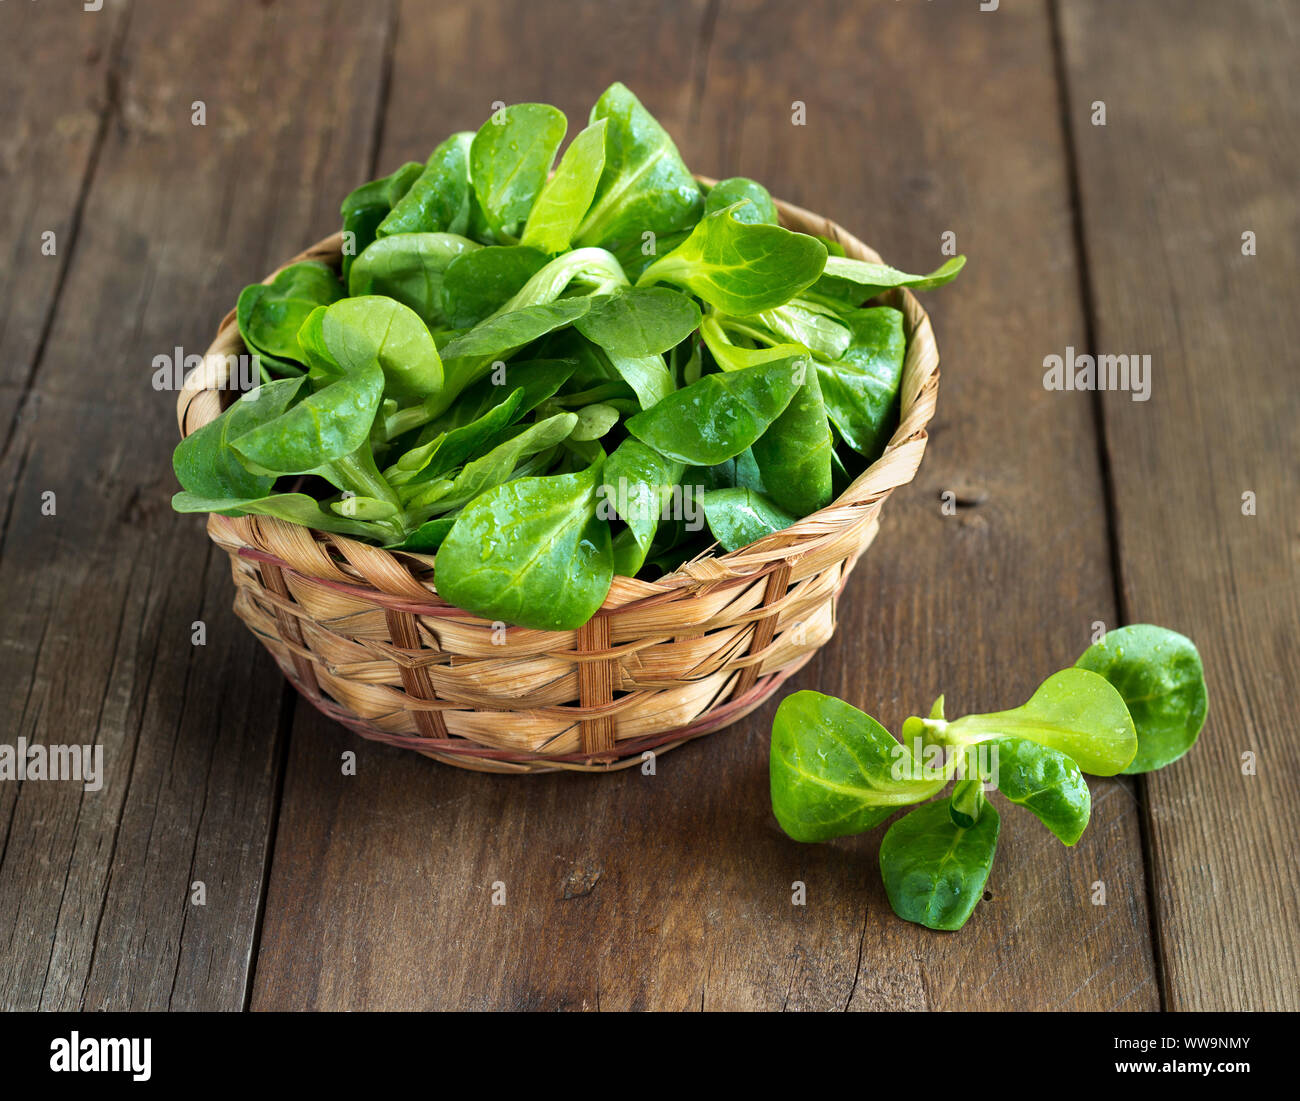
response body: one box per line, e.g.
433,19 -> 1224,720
175,181 -> 940,621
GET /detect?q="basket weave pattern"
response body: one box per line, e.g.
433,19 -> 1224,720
176,192 -> 940,773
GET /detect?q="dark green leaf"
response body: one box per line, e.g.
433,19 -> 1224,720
880,800 -> 1000,931
387,390 -> 523,487
699,487 -> 796,551
236,261 -> 343,371
948,778 -> 986,830
750,366 -> 833,516
232,359 -> 385,474
469,104 -> 567,241
434,298 -> 595,415
600,439 -> 685,575
574,286 -> 701,358
687,447 -> 767,496
639,206 -> 828,315
625,354 -> 807,464
770,691 -> 946,843
439,297 -> 594,363
613,228 -> 693,281
1075,624 -> 1209,773
394,516 -> 457,552
815,306 -> 906,458
574,82 -> 703,252
435,462 -> 613,630
990,737 -> 1091,846
430,358 -> 578,435
347,233 -> 481,327
440,245 -> 549,329
340,161 -> 423,279
704,177 -> 778,225
377,133 -> 474,238
172,378 -> 305,500
309,296 -> 444,400
426,413 -> 578,513
754,299 -> 851,359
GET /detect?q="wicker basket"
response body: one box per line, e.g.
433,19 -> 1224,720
175,187 -> 940,773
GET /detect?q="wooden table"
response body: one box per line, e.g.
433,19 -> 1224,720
1,0 -> 1295,1012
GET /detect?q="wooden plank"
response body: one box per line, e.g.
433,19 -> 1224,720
1059,0 -> 1300,1010
0,0 -> 130,1008
0,1 -> 124,478
0,0 -> 125,389
253,0 -> 1154,1010
0,0 -> 392,1010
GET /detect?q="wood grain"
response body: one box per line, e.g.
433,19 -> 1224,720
252,0 -> 1156,1010
0,1 -> 124,493
0,0 -> 391,1009
1059,0 -> 1300,1010
0,0 -> 130,1010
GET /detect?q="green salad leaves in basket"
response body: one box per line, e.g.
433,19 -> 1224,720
172,83 -> 963,630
